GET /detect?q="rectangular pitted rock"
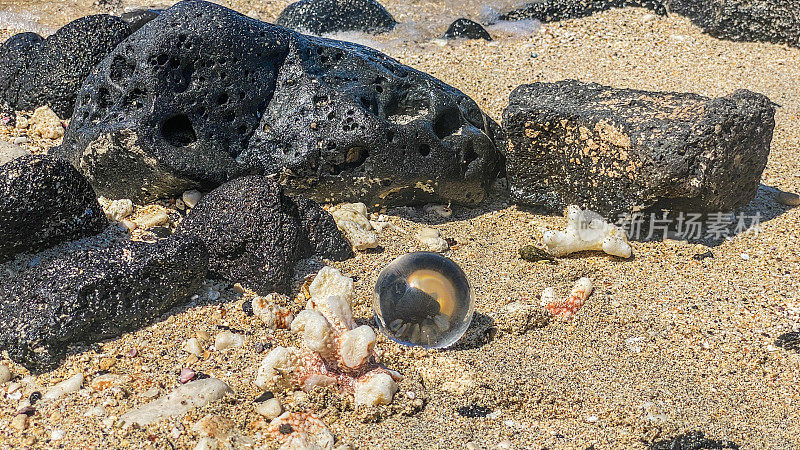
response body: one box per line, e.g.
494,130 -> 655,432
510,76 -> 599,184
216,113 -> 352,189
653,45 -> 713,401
502,80 -> 775,217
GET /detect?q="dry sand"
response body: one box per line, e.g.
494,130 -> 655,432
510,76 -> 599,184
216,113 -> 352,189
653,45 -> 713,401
1,2 -> 800,449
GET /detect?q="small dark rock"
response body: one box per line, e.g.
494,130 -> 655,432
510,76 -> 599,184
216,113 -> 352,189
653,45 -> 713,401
775,332 -> 800,352
242,299 -> 254,316
254,391 -> 275,402
278,423 -> 294,435
519,245 -> 556,262
276,0 -> 397,34
29,391 -> 42,405
0,231 -> 208,372
692,250 -> 714,260
442,18 -> 492,41
457,404 -> 492,418
120,8 -> 163,32
174,176 -> 352,295
17,406 -> 36,416
13,15 -> 132,118
0,155 -> 108,262
150,226 -> 173,239
503,80 -> 775,217
649,430 -> 739,450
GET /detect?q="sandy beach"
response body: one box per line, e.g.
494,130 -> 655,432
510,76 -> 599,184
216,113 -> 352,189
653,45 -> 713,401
1,1 -> 799,449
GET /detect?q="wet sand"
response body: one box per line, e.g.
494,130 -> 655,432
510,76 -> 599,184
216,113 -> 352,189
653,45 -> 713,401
1,2 -> 800,449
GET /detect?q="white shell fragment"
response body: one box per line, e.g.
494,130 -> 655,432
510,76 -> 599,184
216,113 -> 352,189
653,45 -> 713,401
121,378 -> 233,426
44,373 -> 84,401
543,206 -> 632,258
182,190 -> 203,208
330,203 -> 379,250
214,331 -> 245,350
543,277 -> 594,319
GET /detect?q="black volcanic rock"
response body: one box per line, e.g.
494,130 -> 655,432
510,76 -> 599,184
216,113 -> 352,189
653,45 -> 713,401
499,0 -> 666,22
9,15 -> 131,118
54,0 -> 504,206
0,155 -> 108,262
174,176 -> 352,295
276,0 -> 397,35
121,8 -> 163,32
242,32 -> 505,207
0,32 -> 44,111
53,0 -> 288,202
499,0 -> 799,48
442,18 -> 493,41
667,0 -> 800,48
503,80 -> 775,217
0,231 -> 208,372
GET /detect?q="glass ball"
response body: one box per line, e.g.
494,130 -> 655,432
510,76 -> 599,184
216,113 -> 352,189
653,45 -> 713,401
373,252 -> 474,348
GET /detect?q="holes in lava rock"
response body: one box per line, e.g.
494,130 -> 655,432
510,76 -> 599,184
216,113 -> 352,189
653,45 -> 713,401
161,114 -> 197,147
216,92 -> 229,105
156,54 -> 169,66
109,55 -> 135,84
418,143 -> 431,157
385,93 -> 430,125
433,106 -> 462,139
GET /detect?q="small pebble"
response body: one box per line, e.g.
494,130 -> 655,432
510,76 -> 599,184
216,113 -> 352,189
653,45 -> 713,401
13,136 -> 27,145
180,368 -> 197,384
50,429 -> 66,441
10,414 -> 28,431
29,391 -> 42,404
44,373 -> 84,401
126,348 -> 139,358
585,415 -> 599,423
0,364 -> 11,384
497,440 -> 512,450
254,397 -> 283,420
519,245 -> 556,262
774,190 -> 800,206
214,331 -> 244,350
182,190 -> 202,208
183,338 -> 204,357
740,253 -> 750,260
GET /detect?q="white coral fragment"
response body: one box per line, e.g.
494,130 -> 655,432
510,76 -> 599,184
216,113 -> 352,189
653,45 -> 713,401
543,206 -> 631,258
255,347 -> 298,391
267,412 -> 334,450
253,293 -> 293,329
291,310 -> 335,357
416,227 -> 449,252
354,372 -> 398,406
97,197 -> 134,221
543,277 -> 594,319
254,266 -> 399,406
339,325 -> 376,370
330,202 -> 378,250
308,266 -> 354,305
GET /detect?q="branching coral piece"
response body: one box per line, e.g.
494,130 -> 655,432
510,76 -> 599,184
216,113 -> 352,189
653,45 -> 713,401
542,278 -> 593,320
255,267 -> 401,406
543,206 -> 632,258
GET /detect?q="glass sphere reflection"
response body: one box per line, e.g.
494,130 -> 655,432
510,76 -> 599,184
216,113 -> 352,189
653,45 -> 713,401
373,252 -> 474,348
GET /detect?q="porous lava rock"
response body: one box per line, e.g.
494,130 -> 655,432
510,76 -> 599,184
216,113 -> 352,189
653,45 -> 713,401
499,0 -> 666,22
1,15 -> 131,118
174,176 -> 352,295
499,0 -> 799,48
55,0 -> 504,207
243,32 -> 506,207
0,32 -> 44,111
666,0 -> 800,48
442,18 -> 493,41
503,80 -> 775,217
0,231 -> 208,372
276,0 -> 397,35
0,155 -> 108,262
